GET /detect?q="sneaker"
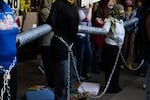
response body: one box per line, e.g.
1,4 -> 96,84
87,73 -> 93,78
142,84 -> 146,89
80,77 -> 87,81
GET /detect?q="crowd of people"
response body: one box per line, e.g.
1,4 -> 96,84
0,0 -> 149,100
40,0 -> 150,99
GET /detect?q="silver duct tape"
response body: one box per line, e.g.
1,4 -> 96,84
17,17 -> 138,47
124,17 -> 139,27
17,24 -> 52,47
78,17 -> 139,35
78,25 -> 107,35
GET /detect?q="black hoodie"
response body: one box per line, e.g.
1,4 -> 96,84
46,0 -> 79,62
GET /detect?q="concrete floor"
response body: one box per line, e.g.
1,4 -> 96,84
17,58 -> 146,100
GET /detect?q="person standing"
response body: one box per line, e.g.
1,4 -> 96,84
98,4 -> 125,93
0,1 -> 19,100
91,0 -> 109,74
38,0 -> 55,88
75,2 -> 93,80
122,0 -> 136,65
46,0 -> 79,99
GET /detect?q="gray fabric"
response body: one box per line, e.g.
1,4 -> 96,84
40,8 -> 50,22
39,0 -> 52,46
39,31 -> 54,46
39,0 -> 51,8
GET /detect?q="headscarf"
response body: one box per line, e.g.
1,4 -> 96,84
108,4 -> 125,34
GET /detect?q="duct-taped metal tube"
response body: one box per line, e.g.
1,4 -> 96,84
78,17 -> 139,35
17,24 -> 52,47
124,17 -> 139,27
17,17 -> 138,47
78,25 -> 107,35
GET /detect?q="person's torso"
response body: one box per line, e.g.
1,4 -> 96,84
49,0 -> 79,61
105,19 -> 125,47
51,0 -> 79,44
0,2 -> 19,69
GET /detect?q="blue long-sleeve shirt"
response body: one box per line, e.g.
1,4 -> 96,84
0,1 -> 19,72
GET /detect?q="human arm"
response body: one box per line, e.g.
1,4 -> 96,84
78,18 -> 111,35
86,2 -> 93,21
123,17 -> 139,27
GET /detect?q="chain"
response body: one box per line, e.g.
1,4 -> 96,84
0,57 -> 16,100
54,35 -> 87,99
86,47 -> 121,99
54,35 -> 75,100
120,52 -> 144,71
70,52 -> 86,92
55,34 -> 139,100
54,33 -> 143,100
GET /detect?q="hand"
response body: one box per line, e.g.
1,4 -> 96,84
89,2 -> 93,8
85,2 -> 93,9
96,17 -> 104,24
16,37 -> 20,47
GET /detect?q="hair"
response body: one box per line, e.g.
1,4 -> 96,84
135,0 -> 142,8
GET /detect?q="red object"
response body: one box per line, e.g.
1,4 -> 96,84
124,0 -> 133,6
92,1 -> 108,48
16,17 -> 21,27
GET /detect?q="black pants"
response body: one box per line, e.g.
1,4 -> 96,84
92,44 -> 102,73
0,67 -> 17,100
40,46 -> 55,87
101,43 -> 121,90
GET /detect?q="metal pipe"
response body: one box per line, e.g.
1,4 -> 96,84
17,24 -> 52,47
17,17 -> 139,47
78,17 -> 139,35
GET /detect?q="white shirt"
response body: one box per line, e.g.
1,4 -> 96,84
77,9 -> 91,37
98,18 -> 125,47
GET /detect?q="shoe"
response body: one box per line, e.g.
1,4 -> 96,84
142,84 -> 146,89
106,87 -> 122,93
80,76 -> 88,81
87,73 -> 93,78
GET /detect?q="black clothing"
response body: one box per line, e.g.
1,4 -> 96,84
101,43 -> 121,93
46,0 -> 79,99
46,0 -> 79,62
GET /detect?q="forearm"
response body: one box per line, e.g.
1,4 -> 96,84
124,17 -> 139,27
86,7 -> 93,21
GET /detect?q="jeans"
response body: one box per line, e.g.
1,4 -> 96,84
54,58 -> 77,100
75,36 -> 92,77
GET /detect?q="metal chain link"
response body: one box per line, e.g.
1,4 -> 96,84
54,35 -> 87,99
55,34 -> 139,100
120,52 -> 144,71
70,52 -> 86,93
0,57 -> 16,100
54,35 -> 74,100
86,48 -> 121,99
